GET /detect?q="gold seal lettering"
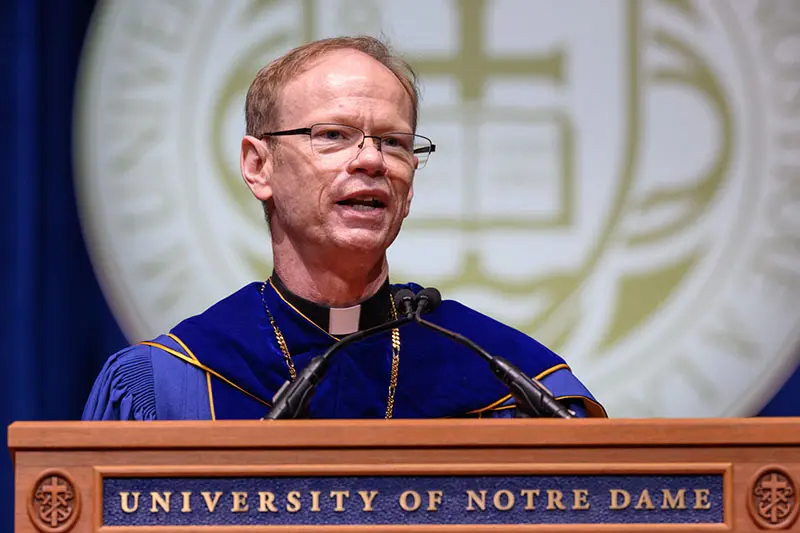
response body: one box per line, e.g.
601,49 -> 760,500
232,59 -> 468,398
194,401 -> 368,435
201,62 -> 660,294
330,490 -> 350,512
287,491 -> 302,513
310,490 -> 321,512
399,490 -> 421,512
150,492 -> 171,513
521,489 -> 540,510
201,491 -> 222,513
231,492 -> 249,512
466,490 -> 487,511
493,489 -> 515,511
427,490 -> 443,511
694,488 -> 711,510
181,491 -> 191,513
120,492 -> 140,513
258,492 -> 278,512
661,489 -> 687,510
546,489 -> 566,510
635,489 -> 655,510
573,489 -> 590,510
358,490 -> 378,512
610,489 -> 631,510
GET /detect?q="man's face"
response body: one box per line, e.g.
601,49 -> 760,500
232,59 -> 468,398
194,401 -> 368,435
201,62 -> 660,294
251,50 -> 416,256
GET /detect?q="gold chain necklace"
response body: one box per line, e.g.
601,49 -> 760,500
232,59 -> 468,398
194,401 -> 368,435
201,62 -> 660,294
260,281 -> 401,419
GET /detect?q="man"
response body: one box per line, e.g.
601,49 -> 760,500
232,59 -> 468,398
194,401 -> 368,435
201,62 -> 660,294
83,36 -> 605,421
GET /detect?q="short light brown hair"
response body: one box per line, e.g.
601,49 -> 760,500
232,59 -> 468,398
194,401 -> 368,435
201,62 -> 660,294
245,35 -> 420,138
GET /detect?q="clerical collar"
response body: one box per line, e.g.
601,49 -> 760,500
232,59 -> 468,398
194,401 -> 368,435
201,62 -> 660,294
269,272 -> 394,335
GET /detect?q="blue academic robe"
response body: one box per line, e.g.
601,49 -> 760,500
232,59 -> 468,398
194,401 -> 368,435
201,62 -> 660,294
83,281 -> 606,420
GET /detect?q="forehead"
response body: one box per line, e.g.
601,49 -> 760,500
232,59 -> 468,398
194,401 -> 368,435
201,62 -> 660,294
277,49 -> 414,128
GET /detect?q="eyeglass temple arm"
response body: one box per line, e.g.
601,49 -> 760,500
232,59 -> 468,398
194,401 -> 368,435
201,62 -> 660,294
414,144 -> 436,154
259,128 -> 313,139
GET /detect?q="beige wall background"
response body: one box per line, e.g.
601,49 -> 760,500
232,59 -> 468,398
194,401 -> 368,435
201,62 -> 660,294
73,0 -> 800,418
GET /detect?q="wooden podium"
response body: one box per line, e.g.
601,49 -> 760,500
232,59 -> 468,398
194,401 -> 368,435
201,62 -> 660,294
8,418 -> 800,532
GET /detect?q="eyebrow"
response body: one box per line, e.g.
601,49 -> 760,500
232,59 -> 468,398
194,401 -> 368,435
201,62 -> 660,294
307,115 -> 414,134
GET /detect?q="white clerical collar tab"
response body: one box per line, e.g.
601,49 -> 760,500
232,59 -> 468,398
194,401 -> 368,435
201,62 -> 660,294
328,305 -> 361,335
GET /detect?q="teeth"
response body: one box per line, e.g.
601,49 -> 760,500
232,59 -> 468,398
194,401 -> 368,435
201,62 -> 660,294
339,196 -> 385,208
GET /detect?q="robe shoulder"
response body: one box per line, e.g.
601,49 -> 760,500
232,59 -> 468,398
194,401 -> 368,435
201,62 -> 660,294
82,335 -> 212,421
398,282 -> 607,418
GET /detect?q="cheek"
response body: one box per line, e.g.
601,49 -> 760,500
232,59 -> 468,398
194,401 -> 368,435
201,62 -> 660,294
277,159 -> 330,214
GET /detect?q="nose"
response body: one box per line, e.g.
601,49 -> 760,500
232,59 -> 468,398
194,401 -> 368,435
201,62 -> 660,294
347,138 -> 386,177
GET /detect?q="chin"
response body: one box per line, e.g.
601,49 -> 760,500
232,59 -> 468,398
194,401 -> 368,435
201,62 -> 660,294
330,228 -> 391,254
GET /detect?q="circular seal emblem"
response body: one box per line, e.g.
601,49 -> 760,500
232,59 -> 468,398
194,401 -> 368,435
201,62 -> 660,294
74,0 -> 800,417
27,470 -> 80,533
749,466 -> 799,530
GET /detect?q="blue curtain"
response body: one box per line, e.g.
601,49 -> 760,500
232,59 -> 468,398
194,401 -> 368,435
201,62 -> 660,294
0,1 -> 797,531
0,0 -> 127,529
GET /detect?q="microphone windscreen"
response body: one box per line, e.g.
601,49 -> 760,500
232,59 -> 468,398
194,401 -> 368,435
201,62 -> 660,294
418,287 -> 442,313
393,288 -> 416,309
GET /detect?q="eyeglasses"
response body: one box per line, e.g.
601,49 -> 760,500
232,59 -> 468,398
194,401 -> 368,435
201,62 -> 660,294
259,123 -> 436,169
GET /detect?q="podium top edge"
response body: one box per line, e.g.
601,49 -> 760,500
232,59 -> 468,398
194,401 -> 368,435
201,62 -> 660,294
7,418 -> 800,451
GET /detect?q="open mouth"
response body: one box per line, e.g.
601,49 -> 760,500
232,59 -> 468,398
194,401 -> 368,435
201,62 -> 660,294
336,197 -> 387,210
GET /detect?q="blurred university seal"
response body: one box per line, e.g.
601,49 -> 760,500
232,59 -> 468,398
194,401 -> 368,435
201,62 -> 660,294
75,0 -> 799,417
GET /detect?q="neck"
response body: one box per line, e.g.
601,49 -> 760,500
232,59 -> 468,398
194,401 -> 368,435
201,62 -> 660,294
272,245 -> 389,307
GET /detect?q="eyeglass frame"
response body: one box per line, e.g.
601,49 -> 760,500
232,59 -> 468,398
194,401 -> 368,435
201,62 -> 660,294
258,123 -> 436,166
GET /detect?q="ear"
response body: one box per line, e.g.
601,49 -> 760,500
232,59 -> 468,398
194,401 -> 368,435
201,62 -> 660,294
240,135 -> 273,201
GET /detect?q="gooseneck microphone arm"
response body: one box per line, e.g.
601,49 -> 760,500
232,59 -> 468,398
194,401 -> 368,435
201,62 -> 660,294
412,288 -> 575,419
263,289 -> 417,420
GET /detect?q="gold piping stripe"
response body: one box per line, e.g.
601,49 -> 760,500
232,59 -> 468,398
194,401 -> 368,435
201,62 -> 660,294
535,362 -> 571,381
554,395 -> 609,418
268,278 -> 340,341
206,372 -> 217,421
466,363 -> 571,414
491,396 -> 607,418
139,341 -> 271,408
168,334 -> 216,419
168,333 -> 198,362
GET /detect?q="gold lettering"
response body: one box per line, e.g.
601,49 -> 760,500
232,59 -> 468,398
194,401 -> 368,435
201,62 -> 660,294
635,489 -> 655,510
286,491 -> 302,513
181,491 -> 191,513
493,489 -> 515,511
427,490 -> 443,511
258,492 -> 277,513
310,490 -> 321,512
466,490 -> 487,511
150,492 -> 171,513
358,490 -> 378,512
520,489 -> 540,510
201,491 -> 222,513
120,492 -> 140,513
231,492 -> 248,513
399,490 -> 421,512
662,489 -> 687,510
330,490 -> 350,512
573,489 -> 590,510
610,489 -> 631,510
546,489 -> 566,510
694,489 -> 711,510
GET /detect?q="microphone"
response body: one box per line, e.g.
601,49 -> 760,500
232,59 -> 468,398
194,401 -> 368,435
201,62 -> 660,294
263,288 -> 417,420
411,287 -> 575,419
